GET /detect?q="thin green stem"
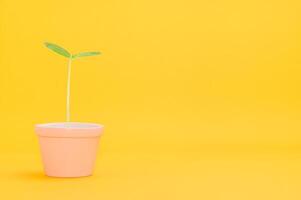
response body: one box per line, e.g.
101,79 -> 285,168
66,58 -> 72,122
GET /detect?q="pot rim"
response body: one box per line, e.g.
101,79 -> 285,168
36,122 -> 104,129
35,122 -> 104,138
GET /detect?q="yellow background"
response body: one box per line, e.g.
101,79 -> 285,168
1,0 -> 301,199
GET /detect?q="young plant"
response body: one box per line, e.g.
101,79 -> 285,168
44,42 -> 101,122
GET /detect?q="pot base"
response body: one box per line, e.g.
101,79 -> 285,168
45,173 -> 92,178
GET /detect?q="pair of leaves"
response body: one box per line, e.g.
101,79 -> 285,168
44,42 -> 101,59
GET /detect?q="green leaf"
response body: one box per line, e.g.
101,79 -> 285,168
72,51 -> 101,59
44,42 -> 71,58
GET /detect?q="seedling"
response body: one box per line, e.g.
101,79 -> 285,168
44,42 -> 101,122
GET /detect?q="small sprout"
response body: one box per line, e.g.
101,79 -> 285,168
44,42 -> 101,122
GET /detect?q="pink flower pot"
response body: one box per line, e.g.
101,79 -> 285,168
35,122 -> 104,177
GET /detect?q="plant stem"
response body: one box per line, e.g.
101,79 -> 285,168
66,58 -> 72,122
